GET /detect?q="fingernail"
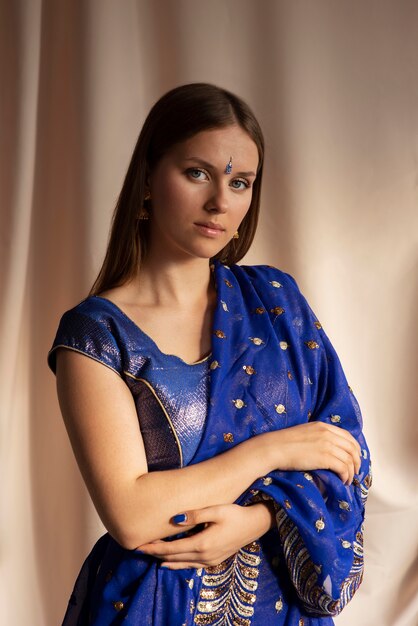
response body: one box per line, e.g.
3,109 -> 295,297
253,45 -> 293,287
172,513 -> 188,525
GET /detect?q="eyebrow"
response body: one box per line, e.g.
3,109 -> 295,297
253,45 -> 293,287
184,157 -> 257,178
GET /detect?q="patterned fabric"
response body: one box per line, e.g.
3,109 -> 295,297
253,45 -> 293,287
48,262 -> 371,625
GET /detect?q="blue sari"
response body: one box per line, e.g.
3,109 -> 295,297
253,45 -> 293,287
48,262 -> 371,625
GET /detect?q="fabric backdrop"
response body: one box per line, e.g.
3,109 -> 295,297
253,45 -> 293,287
1,1 -> 417,624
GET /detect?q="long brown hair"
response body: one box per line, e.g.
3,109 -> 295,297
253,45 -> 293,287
90,83 -> 264,295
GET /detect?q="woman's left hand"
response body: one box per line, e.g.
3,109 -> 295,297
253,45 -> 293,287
137,502 -> 275,570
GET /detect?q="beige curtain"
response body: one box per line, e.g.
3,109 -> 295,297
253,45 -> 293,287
2,1 -> 417,624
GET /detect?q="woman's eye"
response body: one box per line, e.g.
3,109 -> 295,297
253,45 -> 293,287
230,178 -> 250,190
187,168 -> 208,181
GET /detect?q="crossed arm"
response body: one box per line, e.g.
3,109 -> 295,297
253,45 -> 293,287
56,349 -> 361,567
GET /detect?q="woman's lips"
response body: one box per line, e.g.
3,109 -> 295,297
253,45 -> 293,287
194,222 -> 225,237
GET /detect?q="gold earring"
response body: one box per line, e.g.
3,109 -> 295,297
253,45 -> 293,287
138,190 -> 151,220
138,209 -> 149,220
233,231 -> 240,239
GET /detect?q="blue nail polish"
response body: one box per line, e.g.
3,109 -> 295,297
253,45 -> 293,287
172,513 -> 188,525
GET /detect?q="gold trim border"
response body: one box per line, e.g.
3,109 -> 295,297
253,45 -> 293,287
124,372 -> 184,467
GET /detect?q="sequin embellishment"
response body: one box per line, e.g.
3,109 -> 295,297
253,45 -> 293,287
223,433 -> 234,443
243,365 -> 256,375
339,500 -> 351,511
249,337 -> 264,345
275,404 -> 286,414
271,307 -> 285,316
194,542 -> 261,625
305,340 -> 320,350
232,399 -> 246,408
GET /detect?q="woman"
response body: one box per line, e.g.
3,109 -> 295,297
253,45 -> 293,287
48,83 -> 371,626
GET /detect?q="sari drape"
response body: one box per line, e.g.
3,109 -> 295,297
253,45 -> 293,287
48,262 -> 371,625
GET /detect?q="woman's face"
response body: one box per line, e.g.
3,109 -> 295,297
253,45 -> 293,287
146,124 -> 259,262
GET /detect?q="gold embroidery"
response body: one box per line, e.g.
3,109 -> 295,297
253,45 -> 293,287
224,279 -> 233,288
315,518 -> 325,532
243,365 -> 256,375
220,300 -> 229,312
270,306 -> 285,315
314,320 -> 322,329
364,473 -> 372,488
331,414 -> 341,423
223,433 -> 234,443
280,341 -> 289,350
305,340 -> 320,350
275,598 -> 283,612
270,281 -> 282,288
339,501 -> 351,511
194,542 -> 261,626
232,399 -> 246,408
275,404 -> 286,414
287,370 -> 293,380
214,330 -> 226,338
249,337 -> 264,345
209,360 -> 220,370
254,307 -> 265,314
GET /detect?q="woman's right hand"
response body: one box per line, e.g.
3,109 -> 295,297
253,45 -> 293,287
266,422 -> 362,485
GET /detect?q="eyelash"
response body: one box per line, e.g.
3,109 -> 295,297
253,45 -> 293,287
186,168 -> 251,190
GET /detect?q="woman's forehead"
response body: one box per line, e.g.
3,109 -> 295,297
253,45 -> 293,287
169,125 -> 259,171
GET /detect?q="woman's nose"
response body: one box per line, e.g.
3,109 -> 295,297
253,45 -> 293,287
204,184 -> 229,214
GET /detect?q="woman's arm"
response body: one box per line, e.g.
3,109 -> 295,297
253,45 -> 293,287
56,349 -> 360,549
139,502 -> 276,569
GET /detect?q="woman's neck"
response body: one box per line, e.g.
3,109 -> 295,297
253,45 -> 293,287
128,256 -> 215,309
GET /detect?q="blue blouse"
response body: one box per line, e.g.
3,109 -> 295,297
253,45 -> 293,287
48,296 -> 210,469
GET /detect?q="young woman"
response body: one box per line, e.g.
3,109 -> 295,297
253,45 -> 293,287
48,83 -> 371,626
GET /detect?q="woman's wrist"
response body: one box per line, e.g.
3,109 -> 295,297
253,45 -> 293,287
252,430 -> 284,475
244,501 -> 276,542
